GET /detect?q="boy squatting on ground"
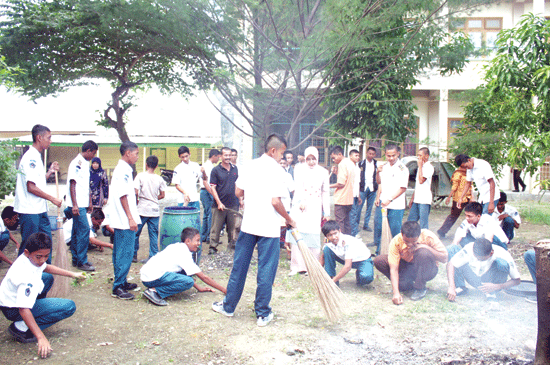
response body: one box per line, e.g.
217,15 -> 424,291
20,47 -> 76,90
140,227 -> 226,306
0,233 -> 85,358
492,191 -> 520,242
451,202 -> 509,250
320,220 -> 374,287
0,206 -> 20,265
63,209 -> 113,251
446,237 -> 520,303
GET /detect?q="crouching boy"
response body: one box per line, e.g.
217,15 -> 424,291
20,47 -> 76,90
446,238 -> 520,302
140,227 -> 227,306
320,220 -> 374,287
0,233 -> 85,358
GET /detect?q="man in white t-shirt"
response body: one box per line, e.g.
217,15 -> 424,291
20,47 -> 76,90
173,146 -> 207,211
200,149 -> 221,246
455,154 -> 500,214
374,144 -> 409,255
320,220 -> 373,287
64,140 -> 98,271
212,134 -> 296,327
14,125 -> 62,261
492,191 -> 520,242
408,147 -> 434,229
133,155 -> 167,263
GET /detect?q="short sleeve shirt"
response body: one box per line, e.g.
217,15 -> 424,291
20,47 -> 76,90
388,230 -> 446,267
413,161 -> 434,204
140,243 -> 200,282
324,234 -> 371,262
379,160 -> 409,210
334,158 -> 356,205
237,154 -> 287,237
0,255 -> 46,309
492,205 -> 521,225
210,164 -> 239,207
109,159 -> 141,229
451,169 -> 472,203
202,160 -> 215,185
466,158 -> 500,204
173,161 -> 202,203
65,153 -> 91,208
450,243 -> 520,279
134,172 -> 166,217
454,214 -> 509,244
14,146 -> 48,214
63,213 -> 95,244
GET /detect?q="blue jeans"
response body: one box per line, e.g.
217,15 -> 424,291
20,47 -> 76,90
19,212 -> 52,263
524,249 -> 536,284
0,230 -> 9,251
322,246 -> 374,286
200,190 -> 214,243
349,197 -> 362,236
64,207 -> 90,266
482,199 -> 499,214
447,244 -> 510,288
458,231 -> 507,250
407,203 -> 431,229
222,232 -> 279,318
360,188 -> 377,230
142,271 -> 194,299
374,206 -> 404,255
112,229 -> 136,291
134,216 -> 160,258
1,273 -> 76,330
500,216 -> 515,241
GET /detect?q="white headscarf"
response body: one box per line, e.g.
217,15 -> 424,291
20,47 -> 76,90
304,146 -> 319,168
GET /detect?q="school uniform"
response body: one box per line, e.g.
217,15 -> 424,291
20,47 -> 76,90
454,214 -> 509,250
134,172 -> 166,259
221,154 -> 287,318
0,255 -> 76,334
110,159 -> 142,292
408,161 -> 434,229
14,146 -> 51,259
349,162 -> 363,236
492,205 -> 521,241
323,234 -> 374,286
140,243 -> 200,299
466,158 -> 500,214
0,220 -> 9,252
64,153 -> 92,267
200,160 -> 215,243
63,214 -> 95,245
173,160 -> 202,210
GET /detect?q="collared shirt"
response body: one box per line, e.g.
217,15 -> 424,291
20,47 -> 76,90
14,146 -> 48,214
64,213 -> 95,244
388,230 -> 446,267
413,161 -> 434,205
454,214 -> 509,244
324,234 -> 371,262
109,159 -> 141,230
237,154 -> 287,237
134,172 -> 166,217
492,204 -> 521,225
65,153 -> 91,208
334,158 -> 356,205
466,158 -> 500,204
140,243 -> 200,282
450,243 -> 520,279
173,161 -> 202,203
451,169 -> 472,203
210,163 -> 239,207
379,159 -> 409,210
363,159 -> 375,192
0,255 -> 46,309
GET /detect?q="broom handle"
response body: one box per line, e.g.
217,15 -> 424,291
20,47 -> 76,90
55,171 -> 61,218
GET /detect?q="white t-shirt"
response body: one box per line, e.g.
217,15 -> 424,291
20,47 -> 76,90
492,204 -> 521,225
65,153 -> 91,208
237,154 -> 287,238
134,172 -> 167,217
202,160 -> 215,185
173,161 -> 202,203
109,159 -> 141,230
281,169 -> 295,212
413,161 -> 434,204
454,214 -> 509,244
14,146 -> 48,214
450,242 -> 520,279
63,213 -> 95,244
466,158 -> 500,204
379,160 -> 409,210
140,243 -> 200,282
0,255 -> 46,309
324,234 -> 371,262
363,159 -> 375,192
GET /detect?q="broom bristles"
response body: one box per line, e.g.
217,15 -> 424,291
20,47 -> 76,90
291,229 -> 345,323
380,208 -> 392,256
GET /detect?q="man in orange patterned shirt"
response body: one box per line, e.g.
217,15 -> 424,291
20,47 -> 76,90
373,221 -> 448,304
437,166 -> 472,239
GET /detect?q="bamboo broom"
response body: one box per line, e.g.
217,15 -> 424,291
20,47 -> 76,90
49,171 -> 70,297
290,229 -> 345,323
380,208 -> 392,255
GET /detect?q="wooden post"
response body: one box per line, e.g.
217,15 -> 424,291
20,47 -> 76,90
535,240 -> 550,365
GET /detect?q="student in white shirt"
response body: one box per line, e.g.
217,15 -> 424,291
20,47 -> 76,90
64,140 -> 98,272
407,147 -> 434,229
14,125 -> 62,261
199,149 -> 221,246
357,147 -> 378,232
110,141 -> 141,300
173,145 -> 206,210
63,206 -> 113,252
455,154 -> 500,214
492,191 -> 520,241
451,202 -> 509,250
348,149 -> 363,237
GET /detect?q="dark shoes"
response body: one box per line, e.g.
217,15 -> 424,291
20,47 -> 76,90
363,226 -> 373,232
77,263 -> 96,272
132,256 -> 138,263
436,230 -> 446,239
122,282 -> 138,291
8,323 -> 37,343
111,287 -> 135,300
143,289 -> 168,306
208,247 -> 218,255
410,288 -> 427,301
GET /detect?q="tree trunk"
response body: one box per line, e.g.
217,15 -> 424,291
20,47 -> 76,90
535,240 -> 550,365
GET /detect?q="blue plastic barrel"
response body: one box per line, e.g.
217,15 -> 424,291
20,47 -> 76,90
159,206 -> 200,251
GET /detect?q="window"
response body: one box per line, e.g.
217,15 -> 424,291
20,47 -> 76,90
453,18 -> 502,49
448,118 -> 464,142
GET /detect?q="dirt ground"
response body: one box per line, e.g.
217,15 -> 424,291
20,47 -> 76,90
0,189 -> 543,365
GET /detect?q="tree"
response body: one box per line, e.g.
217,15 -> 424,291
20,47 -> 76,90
451,14 -> 550,176
0,140 -> 20,200
0,0 -> 238,142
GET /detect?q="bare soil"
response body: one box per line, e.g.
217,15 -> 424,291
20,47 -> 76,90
0,189 -> 541,365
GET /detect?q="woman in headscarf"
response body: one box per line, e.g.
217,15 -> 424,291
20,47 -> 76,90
286,146 -> 330,275
89,157 -> 109,209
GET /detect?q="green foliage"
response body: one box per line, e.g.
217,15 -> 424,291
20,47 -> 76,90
0,140 -> 20,200
0,48 -> 22,89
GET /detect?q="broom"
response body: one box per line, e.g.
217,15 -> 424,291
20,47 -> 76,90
49,171 -> 70,297
380,208 -> 392,255
290,229 -> 345,323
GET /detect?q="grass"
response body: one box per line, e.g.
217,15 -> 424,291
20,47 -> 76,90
517,203 -> 550,225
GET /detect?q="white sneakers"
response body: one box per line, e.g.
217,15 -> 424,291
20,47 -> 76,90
211,302 -> 234,317
257,312 -> 274,327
